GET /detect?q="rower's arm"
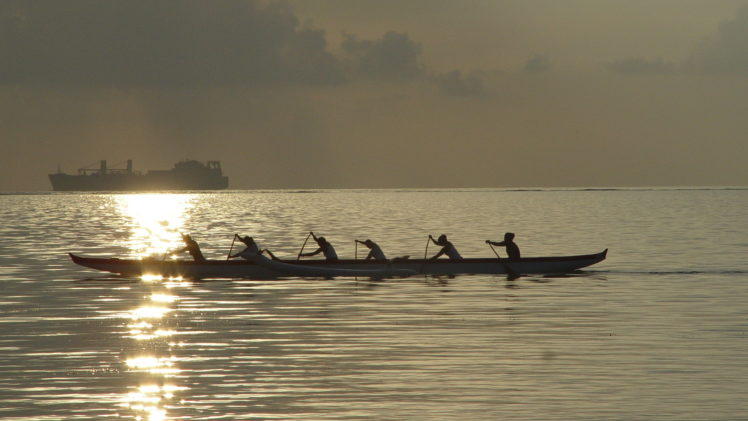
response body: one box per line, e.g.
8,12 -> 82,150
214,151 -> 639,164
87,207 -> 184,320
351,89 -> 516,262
300,247 -> 323,257
430,248 -> 446,260
262,249 -> 280,260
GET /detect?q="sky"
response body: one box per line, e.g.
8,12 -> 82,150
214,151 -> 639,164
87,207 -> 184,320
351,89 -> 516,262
1,0 -> 748,191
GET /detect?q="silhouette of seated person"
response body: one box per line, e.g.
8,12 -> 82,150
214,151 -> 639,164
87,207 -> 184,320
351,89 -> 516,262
228,235 -> 280,261
429,234 -> 462,260
299,232 -> 338,262
486,232 -> 521,260
355,239 -> 386,260
174,233 -> 206,262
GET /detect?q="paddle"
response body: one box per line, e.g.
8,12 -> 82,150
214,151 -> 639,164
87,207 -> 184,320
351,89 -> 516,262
297,231 -> 313,261
163,233 -> 186,261
419,235 -> 431,273
226,234 -> 238,260
488,243 -> 520,280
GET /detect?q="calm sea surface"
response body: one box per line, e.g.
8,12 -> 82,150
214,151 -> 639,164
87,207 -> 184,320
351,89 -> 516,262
1,188 -> 747,420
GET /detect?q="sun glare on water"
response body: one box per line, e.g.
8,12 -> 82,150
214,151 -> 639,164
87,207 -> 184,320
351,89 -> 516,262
112,194 -> 198,419
114,194 -> 195,258
121,384 -> 187,421
121,283 -> 187,419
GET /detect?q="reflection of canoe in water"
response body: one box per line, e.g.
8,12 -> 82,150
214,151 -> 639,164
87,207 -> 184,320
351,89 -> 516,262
68,249 -> 607,279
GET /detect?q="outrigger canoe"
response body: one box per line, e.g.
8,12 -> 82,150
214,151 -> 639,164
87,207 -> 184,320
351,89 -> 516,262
68,249 -> 607,279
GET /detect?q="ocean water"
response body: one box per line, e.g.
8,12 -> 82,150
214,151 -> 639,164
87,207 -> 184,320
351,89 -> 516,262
0,188 -> 747,420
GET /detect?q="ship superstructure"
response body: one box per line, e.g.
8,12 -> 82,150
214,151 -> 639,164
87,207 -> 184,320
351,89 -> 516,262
49,160 -> 229,191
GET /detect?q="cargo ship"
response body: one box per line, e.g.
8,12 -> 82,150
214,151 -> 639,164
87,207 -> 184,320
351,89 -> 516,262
49,160 -> 229,191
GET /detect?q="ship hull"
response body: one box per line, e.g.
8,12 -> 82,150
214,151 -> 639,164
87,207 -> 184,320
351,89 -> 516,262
49,160 -> 229,191
49,173 -> 228,191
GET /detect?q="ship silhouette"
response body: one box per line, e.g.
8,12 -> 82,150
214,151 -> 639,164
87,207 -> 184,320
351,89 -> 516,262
49,160 -> 229,191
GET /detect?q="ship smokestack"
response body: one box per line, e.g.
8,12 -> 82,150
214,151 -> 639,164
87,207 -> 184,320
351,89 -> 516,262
100,160 -> 107,174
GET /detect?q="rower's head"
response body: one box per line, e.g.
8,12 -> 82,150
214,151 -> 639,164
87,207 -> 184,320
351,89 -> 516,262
242,236 -> 254,244
364,239 -> 374,247
437,234 -> 447,244
504,232 -> 515,241
316,236 -> 327,245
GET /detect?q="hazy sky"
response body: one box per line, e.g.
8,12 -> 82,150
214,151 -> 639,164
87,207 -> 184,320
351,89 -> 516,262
2,0 -> 748,191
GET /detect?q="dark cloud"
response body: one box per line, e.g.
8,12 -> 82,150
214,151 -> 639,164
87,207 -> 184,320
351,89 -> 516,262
610,5 -> 748,77
435,70 -> 488,97
340,30 -> 490,97
606,57 -> 676,75
0,0 -> 344,87
688,5 -> 748,74
0,0 -> 486,95
341,31 -> 424,80
524,54 -> 551,73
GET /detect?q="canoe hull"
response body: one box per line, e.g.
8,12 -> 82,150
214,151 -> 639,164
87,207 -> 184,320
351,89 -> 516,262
69,249 -> 607,279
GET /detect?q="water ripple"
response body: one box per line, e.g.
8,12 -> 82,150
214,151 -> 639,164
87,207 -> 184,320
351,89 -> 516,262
1,190 -> 747,419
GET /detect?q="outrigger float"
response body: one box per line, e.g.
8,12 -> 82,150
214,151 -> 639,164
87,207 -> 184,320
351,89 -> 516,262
69,249 -> 607,279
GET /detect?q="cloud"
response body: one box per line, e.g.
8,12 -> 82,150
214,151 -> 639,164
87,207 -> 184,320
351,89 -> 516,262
688,4 -> 748,75
606,57 -> 676,75
435,70 -> 488,97
341,31 -> 424,80
0,0 -> 344,87
0,0 -> 487,97
340,31 -> 491,97
524,54 -> 552,73
608,5 -> 748,77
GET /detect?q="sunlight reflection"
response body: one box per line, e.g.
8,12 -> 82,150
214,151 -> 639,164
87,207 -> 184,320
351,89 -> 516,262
128,329 -> 177,341
140,274 -> 186,285
122,384 -> 188,421
115,194 -> 195,258
130,306 -> 171,320
162,280 -> 188,289
121,285 -> 188,420
151,293 -> 177,303
126,356 -> 180,376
